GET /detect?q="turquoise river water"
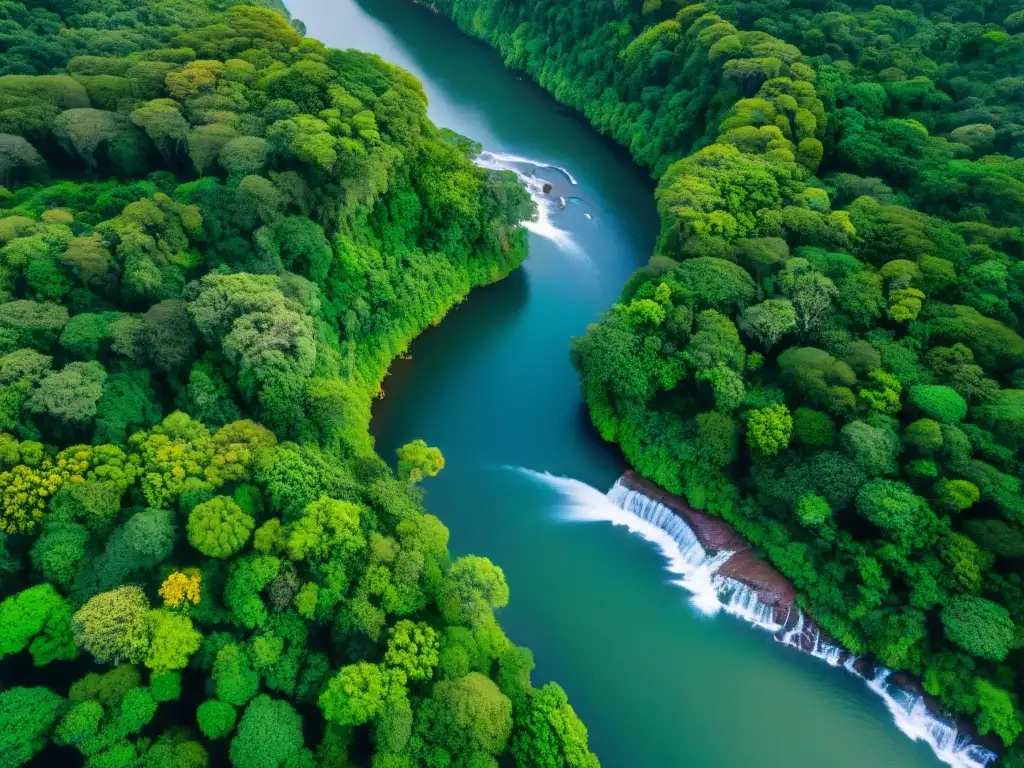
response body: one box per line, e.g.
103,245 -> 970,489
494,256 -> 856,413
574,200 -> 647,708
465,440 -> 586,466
288,1 -> 973,765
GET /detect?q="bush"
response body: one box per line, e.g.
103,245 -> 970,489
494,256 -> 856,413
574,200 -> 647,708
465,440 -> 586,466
792,407 -> 834,448
196,699 -> 237,739
230,695 -> 311,768
941,596 -> 1015,661
72,586 -> 151,665
187,496 -> 254,558
0,686 -> 66,765
908,385 -> 968,423
149,670 -> 181,702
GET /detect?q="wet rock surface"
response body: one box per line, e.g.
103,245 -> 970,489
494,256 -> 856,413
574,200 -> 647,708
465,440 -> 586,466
618,470 -> 1001,755
621,470 -> 799,620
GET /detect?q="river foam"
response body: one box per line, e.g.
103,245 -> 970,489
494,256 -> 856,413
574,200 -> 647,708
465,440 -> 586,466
516,468 -> 727,614
479,150 -> 578,184
474,150 -> 582,256
516,467 -> 999,768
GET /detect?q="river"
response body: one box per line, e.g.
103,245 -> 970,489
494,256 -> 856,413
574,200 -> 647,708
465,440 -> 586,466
287,1 -> 955,765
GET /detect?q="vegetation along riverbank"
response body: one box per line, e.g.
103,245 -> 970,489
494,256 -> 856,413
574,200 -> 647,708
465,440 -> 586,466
0,1 -> 601,766
419,0 -> 1024,763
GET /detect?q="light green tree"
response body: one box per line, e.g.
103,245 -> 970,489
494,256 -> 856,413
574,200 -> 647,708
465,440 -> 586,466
396,439 -> 445,483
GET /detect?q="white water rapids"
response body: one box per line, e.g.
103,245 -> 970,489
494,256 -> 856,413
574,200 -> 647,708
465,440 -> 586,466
478,150 -> 579,184
474,150 -> 584,256
517,468 -> 999,768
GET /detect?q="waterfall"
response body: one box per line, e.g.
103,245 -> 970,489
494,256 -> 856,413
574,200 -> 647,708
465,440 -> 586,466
521,469 -> 999,768
717,579 -> 785,632
476,150 -> 578,184
606,480 -> 788,622
473,150 -> 582,255
780,610 -> 806,646
777,611 -> 843,666
521,470 -> 730,614
606,477 -> 999,768
809,629 -> 844,667
846,667 -> 998,768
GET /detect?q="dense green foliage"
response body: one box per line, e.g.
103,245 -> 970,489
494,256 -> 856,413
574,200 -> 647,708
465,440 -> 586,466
425,0 -> 1024,755
0,1 -> 598,766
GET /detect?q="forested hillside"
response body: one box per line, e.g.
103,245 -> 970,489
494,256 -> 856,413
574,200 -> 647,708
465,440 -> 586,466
425,0 -> 1024,759
0,1 -> 599,766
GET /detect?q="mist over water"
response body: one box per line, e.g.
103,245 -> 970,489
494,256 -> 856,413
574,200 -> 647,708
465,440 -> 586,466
479,151 -> 580,185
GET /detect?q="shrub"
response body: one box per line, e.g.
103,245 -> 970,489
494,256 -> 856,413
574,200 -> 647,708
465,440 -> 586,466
187,496 -> 254,558
941,596 -> 1015,661
908,385 -> 967,423
196,699 -> 237,739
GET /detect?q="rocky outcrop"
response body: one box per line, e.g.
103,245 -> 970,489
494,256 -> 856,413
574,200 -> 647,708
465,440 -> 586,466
621,470 -> 800,624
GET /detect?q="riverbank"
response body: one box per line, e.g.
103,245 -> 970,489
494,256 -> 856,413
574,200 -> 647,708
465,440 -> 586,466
622,470 -> 799,622
293,1 -> 1010,765
616,470 -> 1003,759
422,2 -> 1024,763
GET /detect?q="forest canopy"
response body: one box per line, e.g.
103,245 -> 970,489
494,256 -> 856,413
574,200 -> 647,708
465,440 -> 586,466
0,1 -> 600,767
425,0 -> 1024,759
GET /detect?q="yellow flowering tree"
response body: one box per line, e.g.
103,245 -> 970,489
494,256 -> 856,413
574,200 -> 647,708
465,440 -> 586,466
159,571 -> 202,608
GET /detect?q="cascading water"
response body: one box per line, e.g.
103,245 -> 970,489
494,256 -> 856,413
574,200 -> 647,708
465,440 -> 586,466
518,469 -> 729,615
474,150 -> 585,256
717,580 -> 785,632
777,610 -> 844,666
520,468 -> 999,768
476,150 -> 579,185
604,478 -> 783,624
810,628 -> 844,666
847,667 -> 999,768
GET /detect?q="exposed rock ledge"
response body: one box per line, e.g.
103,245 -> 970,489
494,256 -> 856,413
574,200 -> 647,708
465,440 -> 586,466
621,470 -> 802,626
619,470 -> 1001,754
